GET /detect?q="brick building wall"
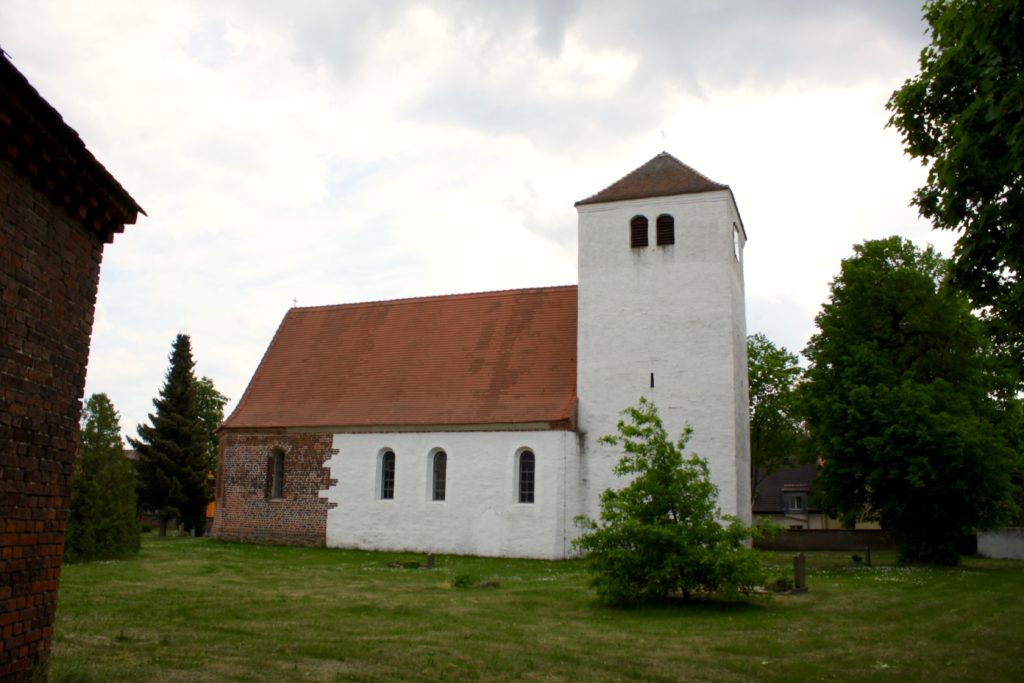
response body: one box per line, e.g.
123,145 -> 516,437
1,55 -> 141,680
211,431 -> 336,546
0,156 -> 106,679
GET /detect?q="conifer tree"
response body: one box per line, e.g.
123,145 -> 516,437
65,393 -> 140,561
129,334 -> 210,536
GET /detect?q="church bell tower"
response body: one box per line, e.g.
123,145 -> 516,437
574,152 -> 751,524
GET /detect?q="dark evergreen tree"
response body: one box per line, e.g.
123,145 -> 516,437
801,237 -> 1017,564
65,393 -> 140,562
129,334 -> 210,536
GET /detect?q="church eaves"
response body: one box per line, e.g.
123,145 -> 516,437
575,152 -> 728,206
0,50 -> 144,242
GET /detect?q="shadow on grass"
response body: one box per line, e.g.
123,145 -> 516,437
585,594 -> 772,616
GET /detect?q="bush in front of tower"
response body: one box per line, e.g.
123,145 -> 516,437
573,397 -> 763,604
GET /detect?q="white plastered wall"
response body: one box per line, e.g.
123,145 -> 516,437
576,190 -> 751,524
322,430 -> 580,559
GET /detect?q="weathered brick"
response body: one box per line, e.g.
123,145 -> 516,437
0,128 -> 105,681
211,431 -> 336,546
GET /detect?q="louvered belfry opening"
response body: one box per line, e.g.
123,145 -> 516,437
656,214 -> 675,245
630,215 -> 649,247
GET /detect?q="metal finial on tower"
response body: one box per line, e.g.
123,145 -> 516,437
292,297 -> 298,308
661,129 -> 666,151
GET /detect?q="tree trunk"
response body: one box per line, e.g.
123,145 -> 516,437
158,518 -> 167,537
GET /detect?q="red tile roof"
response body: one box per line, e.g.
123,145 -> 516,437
223,286 -> 578,430
576,152 -> 728,206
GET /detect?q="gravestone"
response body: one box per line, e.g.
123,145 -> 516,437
793,552 -> 808,593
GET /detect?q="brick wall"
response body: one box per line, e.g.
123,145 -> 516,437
211,431 -> 336,546
754,529 -> 897,552
0,156 -> 106,679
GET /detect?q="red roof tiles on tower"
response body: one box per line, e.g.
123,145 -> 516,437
575,152 -> 728,206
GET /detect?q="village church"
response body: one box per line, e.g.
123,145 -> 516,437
211,153 -> 751,559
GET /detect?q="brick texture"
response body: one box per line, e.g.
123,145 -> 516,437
0,156 -> 105,680
210,431 -> 336,546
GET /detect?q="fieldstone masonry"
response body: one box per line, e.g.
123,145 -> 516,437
211,431 -> 337,546
1,55 -> 141,680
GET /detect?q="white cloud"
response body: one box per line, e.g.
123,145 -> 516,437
0,0 -> 946,440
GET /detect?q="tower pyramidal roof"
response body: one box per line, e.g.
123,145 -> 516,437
575,152 -> 728,206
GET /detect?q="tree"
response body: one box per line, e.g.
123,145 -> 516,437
801,237 -> 1017,564
65,393 -> 140,562
129,334 -> 210,536
194,376 -> 229,473
747,333 -> 807,500
573,398 -> 763,604
887,0 -> 1024,369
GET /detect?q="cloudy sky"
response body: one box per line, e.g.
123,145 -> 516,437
2,0 -> 952,441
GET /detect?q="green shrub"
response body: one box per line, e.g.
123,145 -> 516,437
451,574 -> 476,588
574,398 -> 764,604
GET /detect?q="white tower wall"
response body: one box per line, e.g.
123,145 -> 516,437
576,190 -> 751,526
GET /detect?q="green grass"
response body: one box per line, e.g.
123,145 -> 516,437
50,535 -> 1024,682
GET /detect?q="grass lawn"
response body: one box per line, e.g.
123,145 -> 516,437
50,535 -> 1023,682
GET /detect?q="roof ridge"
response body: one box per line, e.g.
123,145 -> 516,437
293,284 -> 578,312
657,151 -> 723,188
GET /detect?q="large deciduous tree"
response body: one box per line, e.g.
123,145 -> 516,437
194,375 -> 229,473
65,393 -> 140,561
747,333 -> 806,500
802,237 -> 1017,564
887,0 -> 1024,369
573,398 -> 763,604
129,334 -> 210,536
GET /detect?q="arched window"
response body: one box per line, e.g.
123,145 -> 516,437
656,214 -> 675,245
630,215 -> 649,248
268,449 -> 285,499
733,222 -> 742,262
518,450 -> 535,504
380,450 -> 396,500
432,450 -> 447,501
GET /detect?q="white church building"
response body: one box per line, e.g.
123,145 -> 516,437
211,152 -> 751,559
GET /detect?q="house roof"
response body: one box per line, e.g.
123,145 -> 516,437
575,152 -> 729,206
0,48 -> 144,242
223,286 -> 579,431
753,463 -> 820,513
